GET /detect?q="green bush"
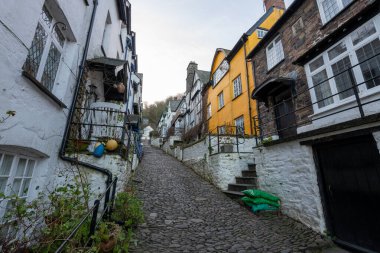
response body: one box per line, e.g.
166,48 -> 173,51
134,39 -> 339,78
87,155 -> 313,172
112,192 -> 144,228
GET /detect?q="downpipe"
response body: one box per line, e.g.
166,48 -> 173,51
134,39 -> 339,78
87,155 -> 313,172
59,0 -> 113,203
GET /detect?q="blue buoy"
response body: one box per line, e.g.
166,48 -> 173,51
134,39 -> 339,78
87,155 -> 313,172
93,143 -> 105,158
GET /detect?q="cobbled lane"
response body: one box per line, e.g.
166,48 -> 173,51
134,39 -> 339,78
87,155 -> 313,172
129,145 -> 334,253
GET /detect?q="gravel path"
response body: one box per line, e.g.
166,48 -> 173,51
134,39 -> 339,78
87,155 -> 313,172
129,145 -> 333,253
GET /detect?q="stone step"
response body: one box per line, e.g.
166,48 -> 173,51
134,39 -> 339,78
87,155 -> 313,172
235,177 -> 257,185
247,163 -> 256,171
222,190 -> 244,199
242,170 -> 257,177
228,183 -> 255,192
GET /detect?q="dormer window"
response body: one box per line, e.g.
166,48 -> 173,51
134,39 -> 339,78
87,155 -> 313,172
257,29 -> 268,39
316,0 -> 353,24
23,5 -> 66,92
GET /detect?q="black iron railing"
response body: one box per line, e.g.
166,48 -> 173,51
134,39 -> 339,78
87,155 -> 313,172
253,52 -> 380,143
69,105 -> 136,162
208,125 -> 253,155
54,177 -> 118,253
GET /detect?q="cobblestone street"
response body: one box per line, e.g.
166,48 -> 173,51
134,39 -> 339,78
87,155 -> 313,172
129,145 -> 339,253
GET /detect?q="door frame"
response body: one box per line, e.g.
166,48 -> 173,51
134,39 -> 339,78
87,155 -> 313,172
311,131 -> 380,253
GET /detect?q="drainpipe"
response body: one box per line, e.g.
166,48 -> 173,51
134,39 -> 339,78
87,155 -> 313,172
252,60 -> 263,142
59,0 -> 113,189
243,37 -> 254,135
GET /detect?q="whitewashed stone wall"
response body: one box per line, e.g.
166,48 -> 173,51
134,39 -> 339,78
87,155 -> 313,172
150,137 -> 161,148
179,138 -> 255,190
76,154 -> 132,196
373,131 -> 380,154
0,0 -> 137,209
253,141 -> 326,233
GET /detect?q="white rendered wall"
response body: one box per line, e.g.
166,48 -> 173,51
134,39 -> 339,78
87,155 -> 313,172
373,131 -> 380,154
0,0 -> 134,205
253,141 -> 326,233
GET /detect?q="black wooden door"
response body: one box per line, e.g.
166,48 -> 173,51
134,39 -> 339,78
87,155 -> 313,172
274,90 -> 296,138
314,135 -> 380,252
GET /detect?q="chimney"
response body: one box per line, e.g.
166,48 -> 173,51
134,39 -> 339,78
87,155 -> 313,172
264,0 -> 285,12
186,62 -> 198,93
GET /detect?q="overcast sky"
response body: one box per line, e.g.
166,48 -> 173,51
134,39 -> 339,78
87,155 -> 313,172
133,0 -> 294,104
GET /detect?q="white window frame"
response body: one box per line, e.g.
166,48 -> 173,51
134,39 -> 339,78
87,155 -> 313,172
25,5 -> 66,93
316,0 -> 353,24
257,29 -> 268,39
207,104 -> 211,119
305,15 -> 380,114
218,91 -> 224,109
233,75 -> 242,98
266,36 -> 285,70
235,116 -> 245,135
0,152 -> 37,240
213,60 -> 229,87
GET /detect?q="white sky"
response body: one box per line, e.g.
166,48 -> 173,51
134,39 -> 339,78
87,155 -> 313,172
133,0 -> 295,104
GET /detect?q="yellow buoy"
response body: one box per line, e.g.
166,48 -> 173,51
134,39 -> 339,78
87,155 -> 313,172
105,139 -> 118,151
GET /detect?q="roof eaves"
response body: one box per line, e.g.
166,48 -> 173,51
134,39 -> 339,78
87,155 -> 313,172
246,0 -> 304,59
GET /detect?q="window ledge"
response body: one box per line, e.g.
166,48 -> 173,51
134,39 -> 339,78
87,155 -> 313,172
310,88 -> 380,120
22,71 -> 67,109
266,59 -> 285,74
232,93 -> 243,101
320,1 -> 356,30
217,106 -> 225,112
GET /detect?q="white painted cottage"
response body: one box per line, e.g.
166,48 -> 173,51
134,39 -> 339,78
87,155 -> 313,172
0,0 -> 142,239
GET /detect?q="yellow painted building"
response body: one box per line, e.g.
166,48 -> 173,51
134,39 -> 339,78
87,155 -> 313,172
206,6 -> 284,135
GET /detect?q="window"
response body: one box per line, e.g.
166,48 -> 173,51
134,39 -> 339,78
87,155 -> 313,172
316,0 -> 353,24
23,5 -> 66,92
218,125 -> 226,134
101,11 -> 112,56
207,104 -> 211,119
292,18 -> 304,36
257,29 -> 268,39
0,153 -> 37,240
233,75 -> 242,98
266,36 -> 285,70
305,17 -> 380,112
235,116 -> 245,135
218,92 -> 224,109
213,60 -> 229,86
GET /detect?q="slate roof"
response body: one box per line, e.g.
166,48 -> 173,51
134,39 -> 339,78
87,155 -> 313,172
169,100 -> 181,112
196,70 -> 210,84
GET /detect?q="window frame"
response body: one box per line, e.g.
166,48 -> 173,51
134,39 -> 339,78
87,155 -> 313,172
235,115 -> 245,135
257,29 -> 268,39
23,5 -> 66,93
316,0 -> 353,24
218,91 -> 225,110
0,152 -> 37,240
266,35 -> 285,71
305,16 -> 380,114
207,104 -> 211,119
233,75 -> 243,98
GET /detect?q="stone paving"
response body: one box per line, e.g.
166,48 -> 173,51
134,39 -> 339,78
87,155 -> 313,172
129,145 -> 335,253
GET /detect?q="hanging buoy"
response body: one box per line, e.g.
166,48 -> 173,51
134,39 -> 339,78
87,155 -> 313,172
106,139 -> 118,151
116,82 -> 125,93
93,143 -> 105,158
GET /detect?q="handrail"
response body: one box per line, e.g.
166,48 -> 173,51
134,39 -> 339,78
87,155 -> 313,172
252,51 -> 380,141
54,177 -> 118,253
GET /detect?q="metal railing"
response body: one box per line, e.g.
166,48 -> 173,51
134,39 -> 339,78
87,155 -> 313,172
208,125 -> 253,155
69,104 -> 136,163
54,177 -> 118,253
252,52 -> 380,144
